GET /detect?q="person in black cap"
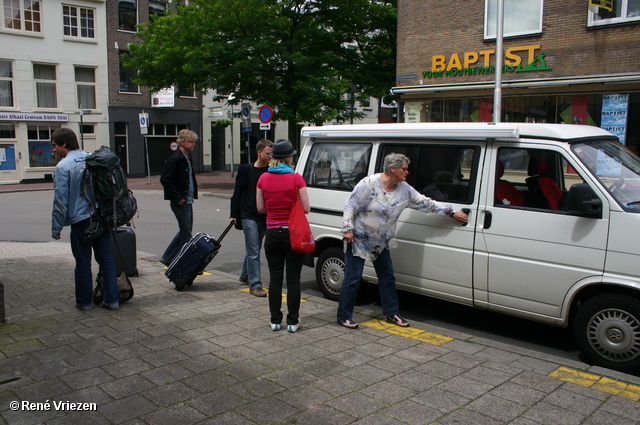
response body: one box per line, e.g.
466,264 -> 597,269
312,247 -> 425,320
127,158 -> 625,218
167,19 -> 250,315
256,139 -> 310,333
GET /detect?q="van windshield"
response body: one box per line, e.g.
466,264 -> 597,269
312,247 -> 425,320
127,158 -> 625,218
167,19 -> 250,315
572,140 -> 640,212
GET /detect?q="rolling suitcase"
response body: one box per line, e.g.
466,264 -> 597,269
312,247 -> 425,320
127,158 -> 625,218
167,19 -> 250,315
165,223 -> 233,291
110,226 -> 138,277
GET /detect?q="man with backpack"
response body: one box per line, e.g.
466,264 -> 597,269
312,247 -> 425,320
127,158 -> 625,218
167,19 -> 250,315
51,128 -> 119,311
159,129 -> 199,266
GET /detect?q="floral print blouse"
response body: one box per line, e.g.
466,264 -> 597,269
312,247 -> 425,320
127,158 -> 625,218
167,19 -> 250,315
342,173 -> 454,261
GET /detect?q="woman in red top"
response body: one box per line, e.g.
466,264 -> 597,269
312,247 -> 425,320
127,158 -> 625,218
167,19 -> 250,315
256,139 -> 310,333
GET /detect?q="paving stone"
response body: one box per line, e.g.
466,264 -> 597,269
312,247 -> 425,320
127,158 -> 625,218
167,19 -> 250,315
388,369 -> 443,392
467,393 -> 529,422
28,360 -> 78,381
582,409 -> 639,425
139,363 -> 193,386
360,380 -> 418,404
438,407 -> 504,425
543,387 -> 605,415
290,403 -> 356,425
437,375 -> 494,399
297,357 -> 349,377
273,384 -> 334,409
139,402 -> 208,425
234,395 -> 300,423
227,377 -> 286,400
594,393 -> 640,421
181,369 -> 239,392
350,413 -> 407,424
105,357 -> 154,379
522,400 -> 587,425
188,389 -> 248,417
180,353 -> 230,373
488,381 -> 547,406
59,367 -> 115,390
461,364 -> 518,386
325,391 -> 390,417
139,347 -> 190,367
410,386 -> 470,413
414,359 -> 465,380
99,394 -> 158,423
313,374 -> 366,396
262,366 -> 318,388
381,398 -> 441,424
99,374 -> 156,399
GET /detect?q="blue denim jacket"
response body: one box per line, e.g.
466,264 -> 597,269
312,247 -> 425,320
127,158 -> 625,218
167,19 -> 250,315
51,149 -> 92,238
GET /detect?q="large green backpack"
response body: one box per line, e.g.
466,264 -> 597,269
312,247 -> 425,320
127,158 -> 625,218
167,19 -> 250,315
82,146 -> 138,235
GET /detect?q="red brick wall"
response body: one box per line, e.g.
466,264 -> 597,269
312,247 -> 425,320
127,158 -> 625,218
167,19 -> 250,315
397,0 -> 640,86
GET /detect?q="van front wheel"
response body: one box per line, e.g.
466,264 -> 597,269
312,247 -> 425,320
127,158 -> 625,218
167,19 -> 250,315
315,247 -> 344,301
574,294 -> 640,373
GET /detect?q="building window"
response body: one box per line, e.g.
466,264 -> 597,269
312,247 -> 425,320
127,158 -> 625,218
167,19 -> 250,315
0,123 -> 15,138
177,84 -> 196,98
118,0 -> 137,31
75,66 -> 96,109
3,0 -> 41,32
589,0 -> 640,26
62,5 -> 95,39
0,60 -> 14,107
149,1 -> 166,18
485,0 -> 543,39
150,123 -> 187,136
119,52 -> 138,93
28,124 -> 59,167
33,63 -> 57,109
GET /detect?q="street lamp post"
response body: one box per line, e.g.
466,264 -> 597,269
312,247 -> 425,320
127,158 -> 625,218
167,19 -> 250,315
493,0 -> 504,123
228,93 -> 236,177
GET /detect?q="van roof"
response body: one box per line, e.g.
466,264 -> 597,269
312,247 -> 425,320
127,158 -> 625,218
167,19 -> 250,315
300,122 -> 617,142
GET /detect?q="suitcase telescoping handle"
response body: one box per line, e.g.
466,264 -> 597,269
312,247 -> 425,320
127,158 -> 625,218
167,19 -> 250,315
215,222 -> 234,244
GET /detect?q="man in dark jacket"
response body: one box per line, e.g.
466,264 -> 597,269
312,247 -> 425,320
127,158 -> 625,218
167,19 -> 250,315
229,139 -> 273,297
160,129 -> 199,265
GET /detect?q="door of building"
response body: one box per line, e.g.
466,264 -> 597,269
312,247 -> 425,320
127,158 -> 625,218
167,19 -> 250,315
210,125 -> 225,171
0,143 -> 18,183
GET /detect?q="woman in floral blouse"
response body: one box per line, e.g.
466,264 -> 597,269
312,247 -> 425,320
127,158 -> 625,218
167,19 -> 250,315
337,153 -> 468,329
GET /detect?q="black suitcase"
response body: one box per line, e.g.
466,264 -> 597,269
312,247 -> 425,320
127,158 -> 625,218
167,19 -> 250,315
165,223 -> 233,291
110,227 -> 138,277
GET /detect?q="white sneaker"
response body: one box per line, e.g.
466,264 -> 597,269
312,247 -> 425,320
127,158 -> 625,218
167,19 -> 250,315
270,323 -> 281,331
287,320 -> 302,333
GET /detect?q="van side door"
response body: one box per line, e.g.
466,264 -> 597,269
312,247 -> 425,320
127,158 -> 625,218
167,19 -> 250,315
475,143 -> 609,322
369,142 -> 483,305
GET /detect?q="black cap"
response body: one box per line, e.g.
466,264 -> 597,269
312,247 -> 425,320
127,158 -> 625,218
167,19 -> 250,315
271,139 -> 297,158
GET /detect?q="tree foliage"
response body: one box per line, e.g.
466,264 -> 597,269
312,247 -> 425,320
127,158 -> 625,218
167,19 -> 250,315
125,0 -> 397,127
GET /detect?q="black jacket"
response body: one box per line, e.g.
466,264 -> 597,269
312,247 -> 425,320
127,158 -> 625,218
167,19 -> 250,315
230,163 -> 268,222
160,149 -> 198,202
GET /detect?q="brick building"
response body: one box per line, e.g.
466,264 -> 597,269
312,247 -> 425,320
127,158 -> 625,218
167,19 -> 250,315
392,0 -> 640,152
107,0 -> 203,177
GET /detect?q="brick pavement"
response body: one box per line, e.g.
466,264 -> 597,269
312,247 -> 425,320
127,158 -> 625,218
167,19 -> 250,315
1,241 -> 640,424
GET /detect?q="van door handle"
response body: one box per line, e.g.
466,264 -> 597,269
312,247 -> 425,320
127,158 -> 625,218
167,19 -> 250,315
483,210 -> 493,229
461,208 -> 471,226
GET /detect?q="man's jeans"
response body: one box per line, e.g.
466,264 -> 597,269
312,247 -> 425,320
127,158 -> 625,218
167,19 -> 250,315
240,218 -> 266,289
264,228 -> 304,326
337,244 -> 399,321
70,218 -> 119,307
162,201 -> 193,264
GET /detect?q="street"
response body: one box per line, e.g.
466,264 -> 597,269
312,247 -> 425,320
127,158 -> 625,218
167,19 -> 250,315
1,189 -> 584,367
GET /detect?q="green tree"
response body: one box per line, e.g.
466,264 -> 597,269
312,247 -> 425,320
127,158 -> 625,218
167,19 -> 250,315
125,0 -> 396,143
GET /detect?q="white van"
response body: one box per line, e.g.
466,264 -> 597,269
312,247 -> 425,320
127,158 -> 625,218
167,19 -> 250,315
297,122 -> 640,374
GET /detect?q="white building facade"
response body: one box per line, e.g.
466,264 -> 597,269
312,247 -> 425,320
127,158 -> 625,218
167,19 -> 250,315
0,0 -> 109,184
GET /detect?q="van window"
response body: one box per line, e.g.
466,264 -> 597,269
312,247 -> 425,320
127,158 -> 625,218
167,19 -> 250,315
378,144 -> 479,203
573,140 -> 640,213
496,147 -> 595,211
303,143 -> 372,190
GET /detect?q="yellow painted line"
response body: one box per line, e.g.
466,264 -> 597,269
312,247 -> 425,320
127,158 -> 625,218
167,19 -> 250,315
360,319 -> 454,346
239,288 -> 307,302
162,266 -> 212,276
549,366 -> 640,401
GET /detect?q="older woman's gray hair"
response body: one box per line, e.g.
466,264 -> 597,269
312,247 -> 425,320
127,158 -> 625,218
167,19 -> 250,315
383,153 -> 410,174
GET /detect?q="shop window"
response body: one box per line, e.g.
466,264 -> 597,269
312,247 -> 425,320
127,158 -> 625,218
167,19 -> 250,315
33,63 -> 57,109
589,0 -> 640,26
119,52 -> 138,93
485,0 -> 543,39
28,125 -> 59,168
3,0 -> 41,33
0,60 -> 14,107
62,5 -> 95,39
75,66 -> 96,110
0,123 -> 15,138
118,0 -> 137,32
150,124 -> 184,136
149,1 -> 166,18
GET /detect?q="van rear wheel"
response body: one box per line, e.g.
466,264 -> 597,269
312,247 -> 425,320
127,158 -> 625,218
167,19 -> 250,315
574,294 -> 640,373
315,247 -> 344,301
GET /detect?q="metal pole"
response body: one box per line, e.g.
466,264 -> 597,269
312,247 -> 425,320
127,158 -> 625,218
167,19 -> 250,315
230,103 -> 235,178
493,0 -> 504,123
79,106 -> 84,150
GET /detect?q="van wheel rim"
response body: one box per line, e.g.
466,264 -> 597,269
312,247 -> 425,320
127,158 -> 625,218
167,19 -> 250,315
587,308 -> 640,362
321,258 -> 344,296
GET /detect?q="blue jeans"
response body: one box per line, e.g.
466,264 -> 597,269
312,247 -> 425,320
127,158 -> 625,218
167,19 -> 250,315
70,218 -> 119,307
240,218 -> 266,289
162,201 -> 193,263
264,228 -> 304,325
337,244 -> 399,321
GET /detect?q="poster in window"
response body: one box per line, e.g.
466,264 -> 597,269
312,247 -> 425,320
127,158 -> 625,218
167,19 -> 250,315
600,94 -> 628,145
28,141 -> 57,167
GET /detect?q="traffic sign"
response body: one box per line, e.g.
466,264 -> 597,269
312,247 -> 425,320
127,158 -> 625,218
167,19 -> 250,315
139,113 -> 149,135
258,105 -> 273,123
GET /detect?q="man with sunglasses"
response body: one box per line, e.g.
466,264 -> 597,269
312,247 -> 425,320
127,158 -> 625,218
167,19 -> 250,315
229,139 -> 273,297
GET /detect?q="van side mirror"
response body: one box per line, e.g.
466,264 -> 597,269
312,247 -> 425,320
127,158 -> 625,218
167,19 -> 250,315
566,183 -> 602,218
